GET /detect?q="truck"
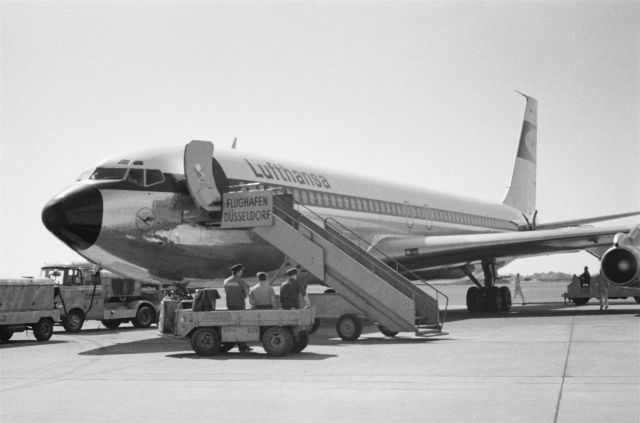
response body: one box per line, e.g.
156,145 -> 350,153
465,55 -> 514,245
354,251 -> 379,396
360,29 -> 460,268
40,262 -> 162,332
158,289 -> 315,357
563,274 -> 640,305
0,279 -> 60,342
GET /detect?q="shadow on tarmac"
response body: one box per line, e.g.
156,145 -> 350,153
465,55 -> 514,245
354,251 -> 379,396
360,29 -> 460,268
0,339 -> 69,349
53,325 -> 159,335
444,302 -> 640,323
166,351 -> 337,361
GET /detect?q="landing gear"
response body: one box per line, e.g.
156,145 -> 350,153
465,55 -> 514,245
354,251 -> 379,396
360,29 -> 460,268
463,261 -> 512,314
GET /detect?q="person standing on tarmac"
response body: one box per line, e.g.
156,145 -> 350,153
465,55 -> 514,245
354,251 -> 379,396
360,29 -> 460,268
279,268 -> 304,310
249,272 -> 277,309
512,273 -> 526,305
597,275 -> 609,311
223,263 -> 252,352
580,266 -> 591,287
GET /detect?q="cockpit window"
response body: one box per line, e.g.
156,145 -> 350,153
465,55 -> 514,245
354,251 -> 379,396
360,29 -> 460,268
127,168 -> 144,186
89,167 -> 128,180
145,169 -> 165,186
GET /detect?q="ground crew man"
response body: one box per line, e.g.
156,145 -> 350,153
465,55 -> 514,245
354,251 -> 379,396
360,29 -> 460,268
279,268 -> 303,310
512,273 -> 526,305
223,263 -> 252,352
249,272 -> 277,309
597,275 -> 609,310
579,266 -> 591,287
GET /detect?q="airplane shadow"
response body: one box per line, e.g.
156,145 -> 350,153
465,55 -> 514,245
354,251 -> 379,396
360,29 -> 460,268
0,340 -> 69,349
443,302 -> 640,323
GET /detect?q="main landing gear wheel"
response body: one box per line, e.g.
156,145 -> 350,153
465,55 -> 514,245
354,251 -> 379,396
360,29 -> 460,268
336,314 -> 362,341
132,306 -> 155,328
262,327 -> 294,357
33,319 -> 54,341
62,310 -> 85,333
466,287 -> 481,314
377,324 -> 398,337
499,286 -> 512,311
190,327 -> 221,356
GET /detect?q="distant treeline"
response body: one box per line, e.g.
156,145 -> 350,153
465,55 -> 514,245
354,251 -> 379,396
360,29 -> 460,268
524,272 -> 573,282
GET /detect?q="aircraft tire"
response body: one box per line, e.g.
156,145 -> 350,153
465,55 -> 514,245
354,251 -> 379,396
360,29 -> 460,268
132,305 -> 155,328
466,287 -> 481,314
262,326 -> 294,357
33,319 -> 54,341
336,314 -> 362,341
489,287 -> 503,312
0,328 -> 13,342
62,310 -> 85,333
499,287 -> 512,311
378,324 -> 399,337
634,296 -> 640,304
102,320 -> 121,330
190,327 -> 221,356
291,331 -> 309,353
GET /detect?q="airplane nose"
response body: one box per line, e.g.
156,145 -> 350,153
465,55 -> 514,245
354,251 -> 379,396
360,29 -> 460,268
42,184 -> 103,250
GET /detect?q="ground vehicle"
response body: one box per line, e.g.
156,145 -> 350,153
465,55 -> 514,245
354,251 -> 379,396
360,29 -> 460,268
158,295 -> 315,356
41,262 -> 162,332
0,279 -> 60,342
563,274 -> 640,305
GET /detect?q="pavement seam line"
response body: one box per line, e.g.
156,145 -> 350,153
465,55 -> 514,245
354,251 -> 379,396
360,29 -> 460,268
553,314 -> 575,423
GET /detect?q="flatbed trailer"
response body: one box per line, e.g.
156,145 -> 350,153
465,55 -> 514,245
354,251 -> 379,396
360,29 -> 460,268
0,279 -> 60,342
158,300 -> 315,357
563,275 -> 640,305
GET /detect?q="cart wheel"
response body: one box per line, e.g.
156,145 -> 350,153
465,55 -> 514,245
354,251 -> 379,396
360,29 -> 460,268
102,320 -> 121,330
572,298 -> 589,305
33,319 -> 54,341
336,314 -> 362,341
0,328 -> 13,342
262,327 -> 294,357
291,331 -> 309,353
190,327 -> 221,356
218,343 -> 235,353
634,296 -> 640,304
309,319 -> 321,335
377,324 -> 398,337
132,305 -> 155,328
62,309 -> 85,333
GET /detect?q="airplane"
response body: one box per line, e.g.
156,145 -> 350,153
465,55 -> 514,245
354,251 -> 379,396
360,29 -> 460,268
42,93 -> 640,313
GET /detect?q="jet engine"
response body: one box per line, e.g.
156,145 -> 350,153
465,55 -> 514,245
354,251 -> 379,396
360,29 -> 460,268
600,228 -> 640,286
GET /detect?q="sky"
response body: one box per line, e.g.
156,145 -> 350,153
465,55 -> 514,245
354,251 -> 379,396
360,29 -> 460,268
1,1 -> 639,278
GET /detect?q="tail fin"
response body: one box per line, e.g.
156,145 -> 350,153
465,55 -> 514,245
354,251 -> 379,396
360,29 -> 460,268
503,92 -> 537,216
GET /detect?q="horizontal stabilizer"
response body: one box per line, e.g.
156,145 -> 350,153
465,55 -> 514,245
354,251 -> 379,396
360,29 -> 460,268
535,211 -> 640,230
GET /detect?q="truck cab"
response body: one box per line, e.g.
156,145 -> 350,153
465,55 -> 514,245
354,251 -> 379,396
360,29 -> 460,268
41,262 -> 162,332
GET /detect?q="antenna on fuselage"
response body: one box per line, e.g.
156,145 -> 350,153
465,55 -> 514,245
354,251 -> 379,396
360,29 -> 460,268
231,137 -> 237,149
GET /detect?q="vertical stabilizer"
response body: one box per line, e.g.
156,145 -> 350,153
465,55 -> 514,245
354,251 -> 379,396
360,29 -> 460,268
503,92 -> 537,216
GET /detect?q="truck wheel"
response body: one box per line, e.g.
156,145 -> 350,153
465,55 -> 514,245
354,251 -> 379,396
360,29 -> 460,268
132,306 -> 155,328
102,320 -> 121,330
336,314 -> 362,341
218,343 -> 235,353
0,328 -> 13,342
572,298 -> 589,305
291,331 -> 309,353
33,319 -> 54,341
378,324 -> 398,337
62,310 -> 85,333
634,297 -> 640,304
262,326 -> 294,357
309,319 -> 321,335
190,327 -> 221,356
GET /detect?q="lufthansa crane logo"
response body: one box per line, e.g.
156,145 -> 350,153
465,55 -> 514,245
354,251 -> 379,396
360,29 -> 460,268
135,207 -> 155,230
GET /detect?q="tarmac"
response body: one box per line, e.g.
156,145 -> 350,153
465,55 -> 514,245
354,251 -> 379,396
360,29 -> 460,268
1,286 -> 639,423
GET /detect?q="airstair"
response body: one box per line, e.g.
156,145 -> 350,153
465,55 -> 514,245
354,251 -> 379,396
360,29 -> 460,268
253,194 -> 449,336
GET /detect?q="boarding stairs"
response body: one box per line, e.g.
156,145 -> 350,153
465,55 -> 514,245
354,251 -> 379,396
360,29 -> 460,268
253,194 -> 449,336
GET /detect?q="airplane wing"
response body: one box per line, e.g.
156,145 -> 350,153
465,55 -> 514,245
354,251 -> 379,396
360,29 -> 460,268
372,224 -> 637,271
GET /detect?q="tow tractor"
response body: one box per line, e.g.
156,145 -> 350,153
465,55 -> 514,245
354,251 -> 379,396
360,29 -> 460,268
563,274 -> 640,305
41,262 -> 162,332
0,278 -> 60,342
158,289 -> 315,357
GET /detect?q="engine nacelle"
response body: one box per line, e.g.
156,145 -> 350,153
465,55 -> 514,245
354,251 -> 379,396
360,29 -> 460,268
600,245 -> 640,286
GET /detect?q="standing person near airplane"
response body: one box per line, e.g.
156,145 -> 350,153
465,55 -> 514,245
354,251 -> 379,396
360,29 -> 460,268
579,266 -> 591,287
224,263 -> 252,351
279,268 -> 303,310
597,275 -> 609,311
512,273 -> 526,305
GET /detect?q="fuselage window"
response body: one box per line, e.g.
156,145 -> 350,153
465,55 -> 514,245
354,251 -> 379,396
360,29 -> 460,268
145,169 -> 165,187
89,167 -> 127,180
127,168 -> 144,186
373,201 -> 380,213
322,193 -> 330,206
329,195 -> 337,208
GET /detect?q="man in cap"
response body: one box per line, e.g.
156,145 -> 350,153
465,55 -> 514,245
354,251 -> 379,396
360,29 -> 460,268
579,266 -> 591,287
249,272 -> 277,309
223,263 -> 252,351
279,268 -> 303,310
